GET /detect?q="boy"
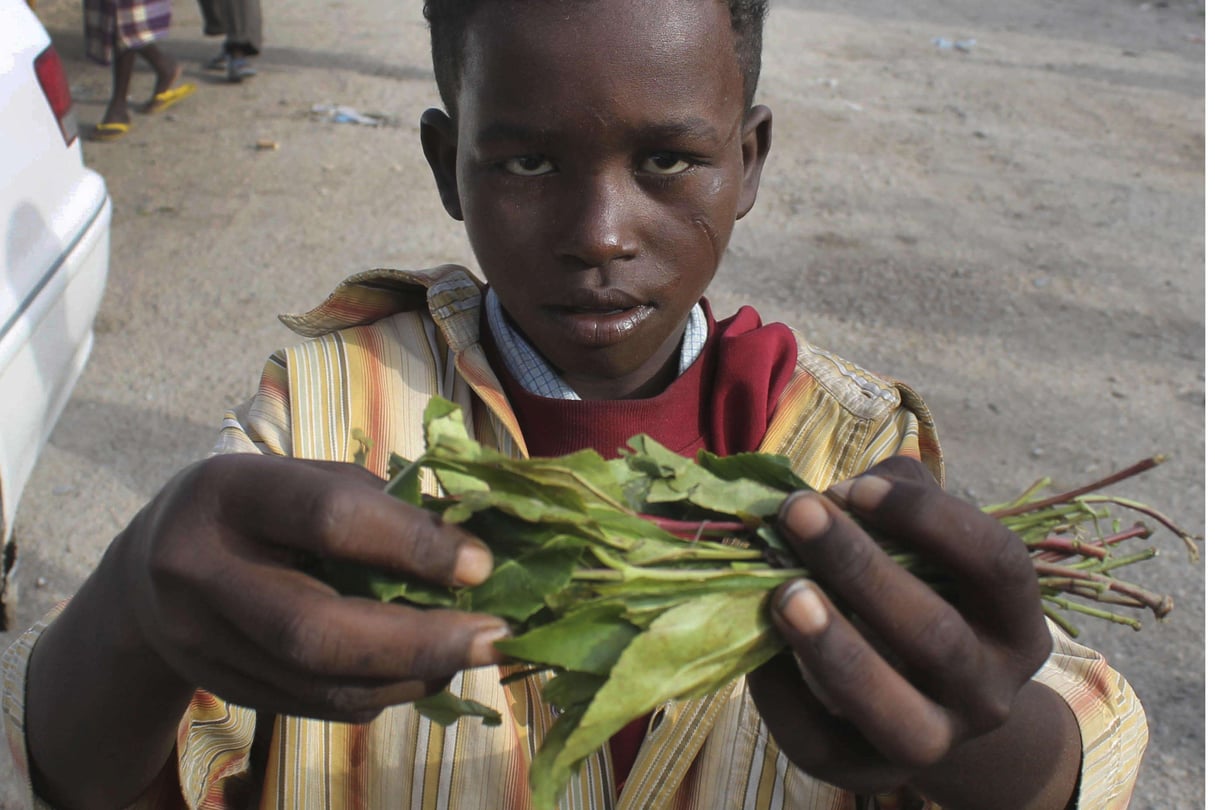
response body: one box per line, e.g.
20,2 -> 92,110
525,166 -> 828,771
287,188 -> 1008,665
3,1 -> 1146,808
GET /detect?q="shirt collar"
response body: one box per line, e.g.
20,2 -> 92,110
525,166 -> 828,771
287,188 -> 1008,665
484,288 -> 708,400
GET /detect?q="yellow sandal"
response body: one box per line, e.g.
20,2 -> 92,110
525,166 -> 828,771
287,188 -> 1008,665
143,82 -> 196,114
88,121 -> 131,142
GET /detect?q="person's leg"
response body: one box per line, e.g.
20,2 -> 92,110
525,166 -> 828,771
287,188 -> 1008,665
134,44 -> 196,111
135,43 -> 180,98
100,45 -> 139,125
197,0 -> 229,68
196,0 -> 225,37
229,0 -> 262,56
221,0 -> 262,81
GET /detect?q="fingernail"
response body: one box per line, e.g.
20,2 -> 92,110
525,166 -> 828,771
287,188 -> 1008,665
469,624 -> 510,666
453,539 -> 494,586
779,492 -> 831,538
778,580 -> 829,635
828,475 -> 892,510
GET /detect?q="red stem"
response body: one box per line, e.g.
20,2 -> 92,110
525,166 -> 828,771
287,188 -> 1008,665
1033,523 -> 1151,564
989,456 -> 1164,519
640,514 -> 748,540
1033,561 -> 1173,618
1027,537 -> 1109,560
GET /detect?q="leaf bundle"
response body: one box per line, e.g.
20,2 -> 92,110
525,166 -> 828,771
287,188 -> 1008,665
327,397 -> 1199,810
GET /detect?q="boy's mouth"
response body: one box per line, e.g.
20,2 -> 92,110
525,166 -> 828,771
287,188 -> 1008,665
547,290 -> 654,346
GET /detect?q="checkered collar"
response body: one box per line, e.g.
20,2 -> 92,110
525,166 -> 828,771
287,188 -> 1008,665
484,288 -> 708,400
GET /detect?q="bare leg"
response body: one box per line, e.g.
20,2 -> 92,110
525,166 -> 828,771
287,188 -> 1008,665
100,46 -> 139,125
135,44 -> 182,100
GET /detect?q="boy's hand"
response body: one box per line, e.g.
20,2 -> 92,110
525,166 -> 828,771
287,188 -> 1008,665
113,453 -> 509,723
747,457 -> 1081,808
28,453 -> 510,808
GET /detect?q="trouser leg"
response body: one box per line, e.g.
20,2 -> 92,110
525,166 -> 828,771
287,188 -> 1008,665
196,0 -> 225,37
220,0 -> 263,55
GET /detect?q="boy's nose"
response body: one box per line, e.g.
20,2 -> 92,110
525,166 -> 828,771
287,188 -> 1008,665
555,174 -> 641,268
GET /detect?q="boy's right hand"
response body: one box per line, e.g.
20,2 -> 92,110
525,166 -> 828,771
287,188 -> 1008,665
112,452 -> 509,723
25,453 -> 507,808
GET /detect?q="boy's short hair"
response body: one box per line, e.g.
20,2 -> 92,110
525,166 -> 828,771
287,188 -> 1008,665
423,0 -> 769,117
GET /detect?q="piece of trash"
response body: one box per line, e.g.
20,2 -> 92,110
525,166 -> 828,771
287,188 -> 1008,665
813,77 -> 839,89
255,138 -> 279,150
310,103 -> 388,127
932,37 -> 976,53
842,100 -> 864,112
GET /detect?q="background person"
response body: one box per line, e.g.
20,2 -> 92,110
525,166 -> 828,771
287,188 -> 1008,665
84,0 -> 195,140
197,0 -> 262,82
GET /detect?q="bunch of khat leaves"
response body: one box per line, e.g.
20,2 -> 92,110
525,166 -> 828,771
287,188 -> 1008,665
324,396 -> 1198,810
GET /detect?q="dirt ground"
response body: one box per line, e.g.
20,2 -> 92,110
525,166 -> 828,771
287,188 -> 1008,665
2,0 -> 1205,806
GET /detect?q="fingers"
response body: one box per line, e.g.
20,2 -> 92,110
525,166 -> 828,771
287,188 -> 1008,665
778,489 -> 980,683
860,454 -> 939,487
154,604 -> 443,724
828,473 -> 1047,657
770,579 -> 956,769
129,453 -> 512,722
210,559 -> 509,680
197,454 -> 494,588
747,654 -> 910,795
772,471 -> 1051,745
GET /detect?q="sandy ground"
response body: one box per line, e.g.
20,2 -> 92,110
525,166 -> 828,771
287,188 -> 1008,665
2,0 -> 1205,806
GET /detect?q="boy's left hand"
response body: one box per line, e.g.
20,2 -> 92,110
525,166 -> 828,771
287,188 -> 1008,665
747,457 -> 1080,807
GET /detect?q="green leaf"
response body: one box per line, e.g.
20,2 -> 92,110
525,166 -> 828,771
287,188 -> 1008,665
437,482 -> 591,527
414,690 -> 502,726
495,602 -> 641,675
528,704 -> 589,810
541,671 -> 607,711
460,535 -> 587,622
422,397 -> 476,451
551,589 -> 783,779
384,452 -> 424,506
316,559 -> 457,608
581,570 -> 797,626
623,435 -> 787,519
696,449 -> 810,494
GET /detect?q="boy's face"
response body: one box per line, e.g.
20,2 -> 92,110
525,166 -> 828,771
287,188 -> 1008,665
422,0 -> 771,399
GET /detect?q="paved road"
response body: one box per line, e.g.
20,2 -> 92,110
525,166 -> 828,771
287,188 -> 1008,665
3,0 -> 1203,806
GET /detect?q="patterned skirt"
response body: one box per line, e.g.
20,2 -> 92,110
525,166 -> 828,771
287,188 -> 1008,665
83,0 -> 172,65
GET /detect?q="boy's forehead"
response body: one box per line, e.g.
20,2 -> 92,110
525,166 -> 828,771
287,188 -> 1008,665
457,0 -> 741,115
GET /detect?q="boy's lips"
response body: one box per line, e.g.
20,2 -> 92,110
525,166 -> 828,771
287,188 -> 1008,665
544,289 -> 655,347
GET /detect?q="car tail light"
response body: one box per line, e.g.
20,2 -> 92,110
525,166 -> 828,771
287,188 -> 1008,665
34,44 -> 78,146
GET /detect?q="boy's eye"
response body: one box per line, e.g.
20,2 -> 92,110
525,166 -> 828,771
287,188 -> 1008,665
641,152 -> 692,175
502,155 -> 555,176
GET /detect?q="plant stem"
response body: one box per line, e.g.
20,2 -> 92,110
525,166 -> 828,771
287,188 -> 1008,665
1077,496 -> 1202,561
1026,537 -> 1110,560
986,456 -> 1165,519
640,514 -> 749,539
1033,562 -> 1172,618
1042,594 -> 1143,630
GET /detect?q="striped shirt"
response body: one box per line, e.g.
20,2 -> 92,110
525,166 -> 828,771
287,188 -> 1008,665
2,265 -> 1147,810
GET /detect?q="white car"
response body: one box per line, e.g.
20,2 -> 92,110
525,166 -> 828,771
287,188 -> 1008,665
0,0 -> 112,628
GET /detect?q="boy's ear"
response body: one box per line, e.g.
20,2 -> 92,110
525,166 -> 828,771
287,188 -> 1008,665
420,108 -> 464,221
736,105 -> 773,220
